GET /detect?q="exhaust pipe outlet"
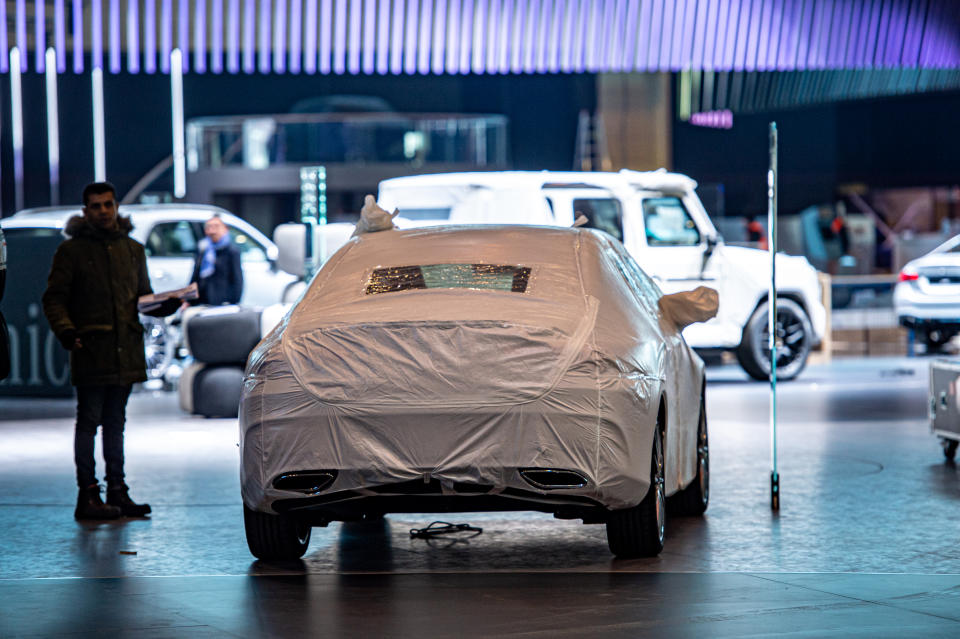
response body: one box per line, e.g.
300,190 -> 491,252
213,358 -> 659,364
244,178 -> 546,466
519,468 -> 588,490
272,470 -> 338,495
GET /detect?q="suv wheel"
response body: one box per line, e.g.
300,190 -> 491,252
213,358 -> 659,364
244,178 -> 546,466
737,298 -> 813,382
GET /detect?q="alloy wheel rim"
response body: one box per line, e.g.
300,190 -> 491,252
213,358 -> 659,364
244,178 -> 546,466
758,307 -> 808,375
698,411 -> 709,503
655,430 -> 665,543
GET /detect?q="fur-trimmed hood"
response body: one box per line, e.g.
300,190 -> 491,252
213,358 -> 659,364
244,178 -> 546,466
63,214 -> 134,239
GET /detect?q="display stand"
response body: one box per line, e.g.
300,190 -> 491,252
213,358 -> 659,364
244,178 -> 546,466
768,122 -> 780,511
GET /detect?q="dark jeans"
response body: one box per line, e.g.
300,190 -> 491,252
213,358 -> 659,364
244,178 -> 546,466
75,385 -> 132,489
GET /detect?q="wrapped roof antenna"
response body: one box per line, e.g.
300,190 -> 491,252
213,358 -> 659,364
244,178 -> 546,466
353,195 -> 399,236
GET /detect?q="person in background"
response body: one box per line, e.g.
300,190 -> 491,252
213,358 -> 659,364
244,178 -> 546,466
43,182 -> 181,520
190,215 -> 243,306
746,215 -> 769,251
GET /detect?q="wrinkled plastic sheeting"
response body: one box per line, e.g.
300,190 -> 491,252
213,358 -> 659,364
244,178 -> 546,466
240,226 -> 706,513
352,195 -> 398,236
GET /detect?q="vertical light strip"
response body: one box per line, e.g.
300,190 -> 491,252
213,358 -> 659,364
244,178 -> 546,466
348,0 -> 361,74
362,0 -> 376,74
459,0 -> 473,74
521,0 -> 537,73
304,0 -> 318,73
55,0 -> 66,71
319,0 -> 332,73
693,0 -> 709,71
162,0 -> 173,72
196,0 -> 208,72
73,0 -> 83,72
733,0 -> 753,71
497,0 -> 510,74
333,0 -> 347,74
45,48 -> 60,206
274,0 -> 287,72
634,0 -> 652,71
110,0 -> 121,72
472,0 -> 486,74
290,0 -> 302,73
584,0 -> 598,71
486,0 -> 500,74
35,0 -> 46,71
0,0 -> 8,72
171,49 -> 186,198
259,0 -> 272,73
419,0 -> 434,74
545,0 -> 560,73
92,67 -> 106,181
446,0 -> 460,73
404,0 -> 419,74
376,0 -> 389,73
598,0 -> 617,72
509,0 -> 524,73
622,0 -> 639,71
432,0 -> 447,73
16,0 -> 27,71
179,0 -> 190,71
93,0 -> 105,71
391,0 -> 405,74
212,0 -> 225,73
10,48 -> 24,211
127,0 -> 141,73
243,0 -> 255,72
145,0 -> 157,73
227,0 -> 240,72
560,0 -> 575,73
752,0 -> 770,71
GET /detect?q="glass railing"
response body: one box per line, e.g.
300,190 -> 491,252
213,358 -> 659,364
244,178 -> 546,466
186,113 -> 509,171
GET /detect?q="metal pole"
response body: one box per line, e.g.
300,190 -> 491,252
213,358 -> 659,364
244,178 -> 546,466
10,47 -> 24,212
170,48 -> 186,198
92,67 -> 106,181
768,121 -> 780,511
45,48 -> 61,205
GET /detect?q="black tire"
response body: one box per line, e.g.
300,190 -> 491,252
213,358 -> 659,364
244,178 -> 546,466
606,419 -> 666,558
187,309 -> 263,365
943,439 -> 958,462
670,397 -> 709,516
243,504 -> 311,560
736,298 -> 813,382
924,329 -> 956,352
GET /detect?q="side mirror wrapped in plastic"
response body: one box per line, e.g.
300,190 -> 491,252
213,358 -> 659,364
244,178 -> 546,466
658,286 -> 719,330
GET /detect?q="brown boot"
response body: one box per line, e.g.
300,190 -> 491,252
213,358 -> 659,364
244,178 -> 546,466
107,483 -> 152,517
75,484 -> 122,520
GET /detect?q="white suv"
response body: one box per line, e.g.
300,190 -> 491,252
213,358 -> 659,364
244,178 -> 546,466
378,170 -> 826,380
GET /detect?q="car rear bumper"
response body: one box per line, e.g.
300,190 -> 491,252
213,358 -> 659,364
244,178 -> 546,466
239,372 -> 660,516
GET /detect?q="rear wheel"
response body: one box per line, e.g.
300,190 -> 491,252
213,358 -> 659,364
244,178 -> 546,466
243,504 -> 311,560
670,398 -> 709,516
606,421 -> 665,558
923,328 -> 956,352
737,298 -> 813,381
943,438 -> 958,462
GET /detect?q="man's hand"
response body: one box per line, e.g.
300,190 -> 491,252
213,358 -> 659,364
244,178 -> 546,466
57,329 -> 82,351
144,297 -> 182,318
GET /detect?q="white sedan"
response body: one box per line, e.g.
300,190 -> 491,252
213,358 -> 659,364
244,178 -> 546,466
894,234 -> 960,350
240,224 -> 716,559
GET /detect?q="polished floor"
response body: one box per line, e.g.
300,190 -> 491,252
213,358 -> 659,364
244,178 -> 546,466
1,356 -> 959,637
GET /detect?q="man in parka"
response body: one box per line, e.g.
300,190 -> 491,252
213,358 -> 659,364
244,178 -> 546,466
43,182 -> 181,520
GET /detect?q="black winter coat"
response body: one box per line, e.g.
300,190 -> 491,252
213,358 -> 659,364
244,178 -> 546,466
190,241 -> 243,305
42,215 -> 153,386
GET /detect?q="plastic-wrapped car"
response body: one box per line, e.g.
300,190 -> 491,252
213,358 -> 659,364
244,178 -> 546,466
240,224 -> 716,559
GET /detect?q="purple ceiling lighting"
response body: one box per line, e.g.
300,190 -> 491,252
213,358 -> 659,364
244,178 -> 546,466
161,0 -> 172,72
259,0 -> 272,73
0,1 -> 8,73
289,0 -> 302,73
35,0 -> 45,72
109,0 -> 121,72
196,0 -> 207,73
127,0 -> 140,73
3,0 -> 959,79
16,0 -> 26,71
92,0 -> 103,70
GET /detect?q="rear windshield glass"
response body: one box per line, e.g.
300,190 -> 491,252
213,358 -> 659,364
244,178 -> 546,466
366,264 -> 532,295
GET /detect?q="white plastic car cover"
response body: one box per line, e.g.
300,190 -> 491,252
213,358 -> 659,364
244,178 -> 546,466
240,226 -> 707,513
